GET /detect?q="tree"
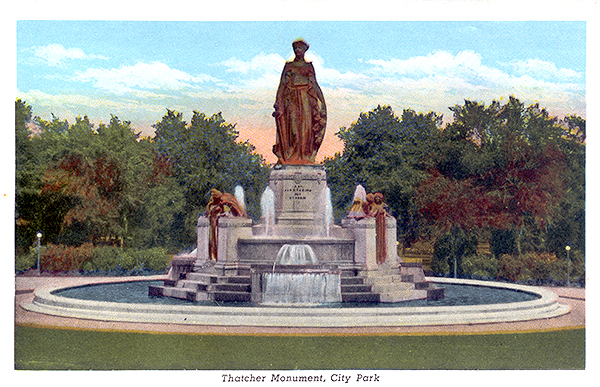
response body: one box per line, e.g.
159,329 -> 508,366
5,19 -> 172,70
324,105 -> 442,244
15,99 -> 40,253
417,97 -> 569,258
153,110 -> 270,246
37,116 -> 152,245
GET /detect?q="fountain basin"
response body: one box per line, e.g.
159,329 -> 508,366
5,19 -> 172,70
22,278 -> 569,327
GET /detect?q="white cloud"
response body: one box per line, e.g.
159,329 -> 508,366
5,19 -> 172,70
221,53 -> 285,75
504,58 -> 583,81
30,44 -> 109,66
219,51 -> 369,91
364,50 -> 584,101
72,61 -> 219,94
17,89 -> 166,113
308,53 -> 369,88
218,53 -> 285,90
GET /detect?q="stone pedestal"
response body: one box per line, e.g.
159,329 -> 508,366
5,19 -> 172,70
341,216 -> 400,271
269,165 -> 328,237
196,216 -> 210,263
215,217 -> 253,272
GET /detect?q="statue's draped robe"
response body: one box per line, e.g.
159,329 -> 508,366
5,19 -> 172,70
205,193 -> 246,261
374,203 -> 387,265
273,60 -> 326,164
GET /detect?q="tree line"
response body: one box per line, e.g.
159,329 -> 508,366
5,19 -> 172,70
15,100 -> 269,255
324,96 -> 584,281
15,97 -> 585,281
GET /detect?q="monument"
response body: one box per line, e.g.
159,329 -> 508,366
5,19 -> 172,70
149,40 -> 443,304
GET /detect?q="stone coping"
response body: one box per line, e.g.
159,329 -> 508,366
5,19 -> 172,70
21,277 -> 570,328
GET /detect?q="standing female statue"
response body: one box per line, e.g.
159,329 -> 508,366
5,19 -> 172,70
272,39 -> 327,164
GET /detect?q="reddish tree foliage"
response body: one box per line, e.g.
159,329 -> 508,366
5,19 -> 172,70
42,153 -> 123,242
417,141 -> 566,238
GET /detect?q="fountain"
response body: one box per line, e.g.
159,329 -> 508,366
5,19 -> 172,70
150,38 -> 443,305
260,186 -> 275,236
20,40 -> 571,330
257,244 -> 342,304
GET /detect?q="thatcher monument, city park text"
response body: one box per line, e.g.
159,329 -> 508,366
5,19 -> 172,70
149,40 -> 443,304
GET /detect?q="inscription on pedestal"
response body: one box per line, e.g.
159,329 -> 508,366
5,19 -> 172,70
269,166 -> 328,235
284,184 -> 313,211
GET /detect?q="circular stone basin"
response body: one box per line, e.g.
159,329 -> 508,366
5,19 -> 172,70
23,277 -> 570,327
51,280 -> 540,307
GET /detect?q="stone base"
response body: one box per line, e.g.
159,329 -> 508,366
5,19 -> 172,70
268,165 -> 329,238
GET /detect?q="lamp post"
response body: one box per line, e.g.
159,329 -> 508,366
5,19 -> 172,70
36,231 -> 42,276
566,245 -> 571,287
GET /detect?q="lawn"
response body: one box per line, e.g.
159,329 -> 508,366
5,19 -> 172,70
14,325 -> 584,370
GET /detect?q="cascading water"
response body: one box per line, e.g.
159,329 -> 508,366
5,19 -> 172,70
260,186 -> 275,236
234,185 -> 246,211
353,184 -> 366,202
262,273 -> 342,304
262,244 -> 342,304
274,244 -> 319,265
324,186 -> 333,237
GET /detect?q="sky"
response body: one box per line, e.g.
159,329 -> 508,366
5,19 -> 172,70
15,18 -> 588,165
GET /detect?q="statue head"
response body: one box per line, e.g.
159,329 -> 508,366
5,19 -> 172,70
210,188 -> 223,200
374,193 -> 384,204
292,39 -> 309,50
292,39 -> 309,58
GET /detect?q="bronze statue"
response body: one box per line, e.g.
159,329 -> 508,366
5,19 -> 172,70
273,39 -> 327,165
372,193 -> 388,265
205,189 -> 247,261
351,192 -> 389,265
346,197 -> 366,219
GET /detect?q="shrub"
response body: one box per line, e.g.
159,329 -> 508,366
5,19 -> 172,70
17,243 -> 171,275
82,246 -> 169,274
88,246 -> 125,271
494,251 -> 585,286
460,254 -> 498,278
15,247 -> 37,272
134,247 -> 170,271
40,243 -> 94,272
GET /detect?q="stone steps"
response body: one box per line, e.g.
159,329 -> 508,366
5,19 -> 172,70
342,292 -> 380,303
152,265 -> 443,303
370,282 -> 414,294
341,284 -> 372,293
213,291 -> 252,302
379,289 -> 428,303
341,277 -> 364,285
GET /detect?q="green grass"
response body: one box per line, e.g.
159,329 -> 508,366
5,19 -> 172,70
14,325 -> 584,370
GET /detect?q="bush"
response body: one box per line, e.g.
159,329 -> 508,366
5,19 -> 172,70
134,247 -> 170,271
443,249 -> 585,286
85,246 -> 134,271
85,246 -> 169,273
16,243 -> 171,275
15,247 -> 38,272
460,254 -> 498,278
40,243 -> 95,272
495,252 -> 584,286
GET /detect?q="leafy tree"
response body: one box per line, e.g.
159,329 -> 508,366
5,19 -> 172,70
545,114 -> 585,257
153,110 -> 269,246
15,99 -> 41,253
324,105 -> 442,244
37,116 -> 146,245
418,96 -> 570,259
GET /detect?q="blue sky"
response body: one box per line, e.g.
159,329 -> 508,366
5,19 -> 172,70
17,20 -> 586,163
